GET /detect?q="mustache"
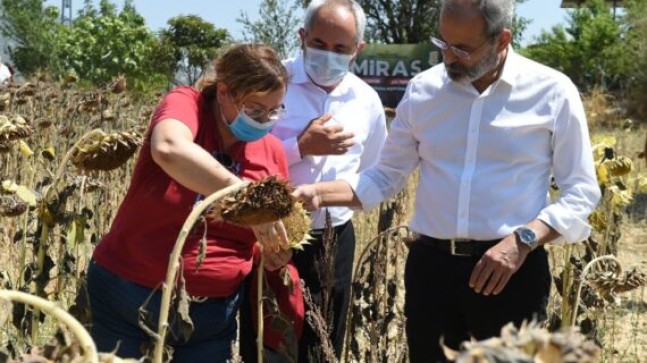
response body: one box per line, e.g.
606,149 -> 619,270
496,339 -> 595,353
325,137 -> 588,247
446,62 -> 467,74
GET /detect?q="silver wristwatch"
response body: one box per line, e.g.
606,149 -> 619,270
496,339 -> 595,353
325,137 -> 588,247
514,226 -> 538,251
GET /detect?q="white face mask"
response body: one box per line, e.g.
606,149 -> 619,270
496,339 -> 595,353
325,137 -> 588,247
303,46 -> 354,87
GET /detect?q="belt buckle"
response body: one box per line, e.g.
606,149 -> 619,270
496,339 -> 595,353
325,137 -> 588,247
450,239 -> 472,257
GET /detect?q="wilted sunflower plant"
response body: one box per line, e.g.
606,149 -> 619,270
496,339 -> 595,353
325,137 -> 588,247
153,177 -> 310,363
0,75 -> 148,357
550,134 -> 647,354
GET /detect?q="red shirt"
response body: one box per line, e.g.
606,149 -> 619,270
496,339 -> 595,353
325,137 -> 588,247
93,87 -> 289,297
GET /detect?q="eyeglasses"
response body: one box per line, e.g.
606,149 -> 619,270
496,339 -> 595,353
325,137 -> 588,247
241,103 -> 286,123
430,36 -> 493,61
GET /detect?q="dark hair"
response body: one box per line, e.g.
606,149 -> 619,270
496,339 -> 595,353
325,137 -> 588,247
198,44 -> 289,102
441,0 -> 513,38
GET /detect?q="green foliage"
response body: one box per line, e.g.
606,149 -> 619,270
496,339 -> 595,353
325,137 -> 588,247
56,0 -> 160,86
0,0 -> 64,76
238,0 -> 301,58
158,15 -> 230,86
622,0 -> 647,117
520,0 -> 626,91
512,0 -> 531,49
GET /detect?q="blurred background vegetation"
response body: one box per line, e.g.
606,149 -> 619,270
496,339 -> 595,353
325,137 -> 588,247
0,0 -> 645,120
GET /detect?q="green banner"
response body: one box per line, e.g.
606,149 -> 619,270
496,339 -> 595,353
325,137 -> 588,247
351,44 -> 440,108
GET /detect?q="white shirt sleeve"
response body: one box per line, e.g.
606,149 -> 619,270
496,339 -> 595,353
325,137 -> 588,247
282,136 -> 303,167
348,82 -> 421,210
357,100 -> 388,172
537,81 -> 601,243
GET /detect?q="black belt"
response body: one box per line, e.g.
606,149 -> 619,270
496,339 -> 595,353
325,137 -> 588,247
416,235 -> 501,257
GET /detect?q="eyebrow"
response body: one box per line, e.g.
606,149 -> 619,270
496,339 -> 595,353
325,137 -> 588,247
246,100 -> 268,109
439,37 -> 470,50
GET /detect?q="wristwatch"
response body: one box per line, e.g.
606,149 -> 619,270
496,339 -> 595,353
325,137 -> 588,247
514,226 -> 538,251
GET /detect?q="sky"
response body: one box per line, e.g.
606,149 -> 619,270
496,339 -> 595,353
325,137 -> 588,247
42,0 -> 574,47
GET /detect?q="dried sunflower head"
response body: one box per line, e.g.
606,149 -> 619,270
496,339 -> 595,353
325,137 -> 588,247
108,75 -> 127,94
604,155 -> 633,177
71,130 -> 142,171
209,177 -> 295,226
15,82 -> 37,97
450,321 -> 600,363
0,140 -> 13,153
0,194 -> 28,217
281,201 -> 312,250
0,115 -> 35,143
589,267 -> 647,304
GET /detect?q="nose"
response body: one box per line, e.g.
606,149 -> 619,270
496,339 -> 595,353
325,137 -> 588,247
440,48 -> 459,63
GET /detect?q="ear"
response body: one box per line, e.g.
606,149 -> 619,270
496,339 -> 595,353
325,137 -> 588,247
356,41 -> 366,53
298,28 -> 306,50
497,29 -> 512,51
216,82 -> 229,100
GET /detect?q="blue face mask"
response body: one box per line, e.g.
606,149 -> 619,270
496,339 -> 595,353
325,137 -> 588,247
304,46 -> 355,87
226,107 -> 277,142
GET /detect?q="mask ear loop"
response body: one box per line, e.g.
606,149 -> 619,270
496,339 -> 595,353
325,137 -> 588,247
213,93 -> 244,175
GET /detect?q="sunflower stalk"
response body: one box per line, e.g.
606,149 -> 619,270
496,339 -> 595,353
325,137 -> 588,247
257,254 -> 265,363
153,182 -> 249,363
0,289 -> 99,363
31,129 -> 105,339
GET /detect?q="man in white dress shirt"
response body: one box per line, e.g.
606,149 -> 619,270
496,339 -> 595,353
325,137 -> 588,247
293,0 -> 601,362
241,0 -> 387,361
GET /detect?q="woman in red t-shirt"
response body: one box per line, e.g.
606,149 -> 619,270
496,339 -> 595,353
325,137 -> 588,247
88,44 -> 294,362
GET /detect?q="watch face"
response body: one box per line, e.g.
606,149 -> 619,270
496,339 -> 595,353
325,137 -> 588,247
517,227 -> 538,248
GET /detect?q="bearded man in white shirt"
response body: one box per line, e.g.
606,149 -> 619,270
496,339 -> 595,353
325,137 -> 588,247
239,0 -> 387,361
293,0 -> 601,362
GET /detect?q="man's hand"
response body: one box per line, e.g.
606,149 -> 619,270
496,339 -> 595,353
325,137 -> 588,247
297,114 -> 356,157
251,220 -> 290,253
292,184 -> 321,211
469,235 -> 531,296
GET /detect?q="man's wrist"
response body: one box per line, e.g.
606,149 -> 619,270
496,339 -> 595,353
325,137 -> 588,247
513,226 -> 539,252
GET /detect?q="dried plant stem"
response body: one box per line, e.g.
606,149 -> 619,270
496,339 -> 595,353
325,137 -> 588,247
257,254 -> 265,363
571,254 -> 621,326
152,182 -> 249,363
44,129 -> 105,204
31,129 -> 106,340
343,225 -> 411,363
0,289 -> 99,363
560,244 -> 575,329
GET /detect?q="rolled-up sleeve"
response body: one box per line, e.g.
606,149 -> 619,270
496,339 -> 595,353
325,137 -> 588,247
537,82 -> 601,243
282,136 -> 302,166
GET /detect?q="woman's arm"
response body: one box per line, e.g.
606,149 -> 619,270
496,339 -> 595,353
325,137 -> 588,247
150,118 -> 239,196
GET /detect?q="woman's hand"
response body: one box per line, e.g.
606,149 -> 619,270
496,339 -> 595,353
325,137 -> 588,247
262,247 -> 293,272
251,220 -> 290,253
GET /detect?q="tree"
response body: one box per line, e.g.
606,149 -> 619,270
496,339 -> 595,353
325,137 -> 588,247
622,0 -> 647,117
238,0 -> 302,58
520,0 -> 625,91
0,0 -> 63,76
56,0 -> 161,86
157,15 -> 230,86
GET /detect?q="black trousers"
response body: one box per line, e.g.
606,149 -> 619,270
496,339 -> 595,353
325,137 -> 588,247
239,220 -> 355,362
404,240 -> 551,363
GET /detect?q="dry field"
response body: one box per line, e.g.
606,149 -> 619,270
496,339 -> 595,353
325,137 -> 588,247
0,77 -> 645,362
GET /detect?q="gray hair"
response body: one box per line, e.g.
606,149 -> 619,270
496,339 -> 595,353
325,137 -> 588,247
304,0 -> 366,43
441,0 -> 514,38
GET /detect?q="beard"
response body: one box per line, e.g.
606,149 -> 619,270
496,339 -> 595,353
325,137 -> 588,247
445,45 -> 499,83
